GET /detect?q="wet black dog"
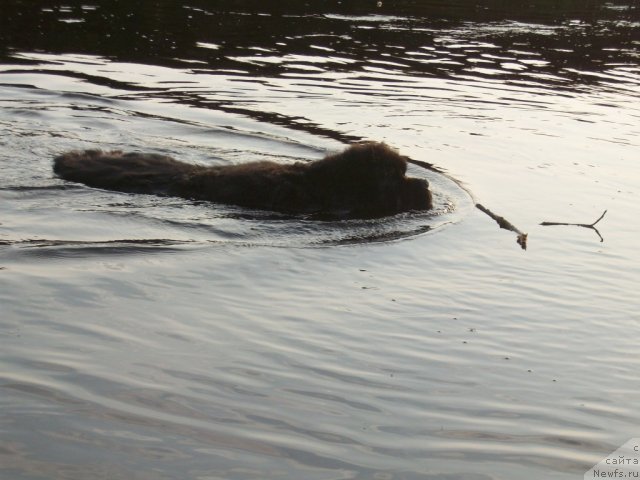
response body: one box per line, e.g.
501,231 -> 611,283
53,142 -> 432,219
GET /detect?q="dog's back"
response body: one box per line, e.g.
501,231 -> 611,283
54,150 -> 199,195
53,150 -> 311,209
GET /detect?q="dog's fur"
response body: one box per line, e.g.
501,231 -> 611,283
53,142 -> 432,219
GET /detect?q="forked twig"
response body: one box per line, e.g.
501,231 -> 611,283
540,210 -> 607,242
476,203 -> 528,250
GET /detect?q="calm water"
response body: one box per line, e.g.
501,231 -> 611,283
1,2 -> 639,479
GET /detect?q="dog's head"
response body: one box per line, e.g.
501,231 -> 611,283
308,142 -> 433,218
400,177 -> 433,212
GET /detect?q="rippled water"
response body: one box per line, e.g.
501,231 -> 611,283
1,2 -> 639,479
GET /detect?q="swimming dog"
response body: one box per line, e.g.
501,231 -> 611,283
53,142 -> 432,219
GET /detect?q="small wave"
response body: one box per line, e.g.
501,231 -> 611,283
0,184 -> 83,192
0,238 -> 200,258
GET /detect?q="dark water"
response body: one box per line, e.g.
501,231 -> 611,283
1,2 -> 639,479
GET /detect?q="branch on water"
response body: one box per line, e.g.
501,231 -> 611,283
476,203 -> 528,250
540,210 -> 607,242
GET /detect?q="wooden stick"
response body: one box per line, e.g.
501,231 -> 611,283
540,210 -> 607,242
407,157 -> 529,249
476,203 -> 528,250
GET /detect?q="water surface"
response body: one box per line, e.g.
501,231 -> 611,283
1,2 -> 639,479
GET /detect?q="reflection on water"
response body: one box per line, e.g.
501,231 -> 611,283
1,0 -> 638,136
1,1 -> 639,480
